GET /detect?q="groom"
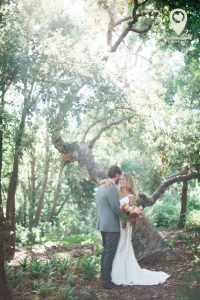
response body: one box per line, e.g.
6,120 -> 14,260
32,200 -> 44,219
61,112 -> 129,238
96,165 -> 122,289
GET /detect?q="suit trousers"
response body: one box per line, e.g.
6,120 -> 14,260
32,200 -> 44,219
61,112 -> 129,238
101,231 -> 120,284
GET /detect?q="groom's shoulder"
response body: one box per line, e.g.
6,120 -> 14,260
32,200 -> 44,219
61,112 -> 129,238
107,184 -> 118,195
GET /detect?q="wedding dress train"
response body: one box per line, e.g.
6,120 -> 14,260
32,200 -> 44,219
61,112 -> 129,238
111,195 -> 170,286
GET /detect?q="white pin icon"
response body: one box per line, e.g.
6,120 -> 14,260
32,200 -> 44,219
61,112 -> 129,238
170,9 -> 187,35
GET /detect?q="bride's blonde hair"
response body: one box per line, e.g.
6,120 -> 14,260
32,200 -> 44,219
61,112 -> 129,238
119,173 -> 137,198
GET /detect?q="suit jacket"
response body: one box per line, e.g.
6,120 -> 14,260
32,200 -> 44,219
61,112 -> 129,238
95,184 -> 120,232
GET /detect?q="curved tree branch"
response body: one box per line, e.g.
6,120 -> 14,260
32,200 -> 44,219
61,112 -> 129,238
107,0 -> 118,50
103,0 -> 158,52
110,25 -> 132,52
130,19 -> 155,33
136,172 -> 200,208
88,117 -> 131,149
53,132 -> 200,202
81,118 -> 106,144
110,11 -> 157,52
114,16 -> 132,27
128,11 -> 158,26
52,115 -> 132,182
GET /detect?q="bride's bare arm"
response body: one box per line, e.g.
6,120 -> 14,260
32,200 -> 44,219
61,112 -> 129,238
128,194 -> 136,206
99,179 -> 112,187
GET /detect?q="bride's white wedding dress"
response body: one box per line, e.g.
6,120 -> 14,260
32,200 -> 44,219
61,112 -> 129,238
111,195 -> 170,285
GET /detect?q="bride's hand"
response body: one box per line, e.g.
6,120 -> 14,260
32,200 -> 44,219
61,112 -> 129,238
104,179 -> 112,187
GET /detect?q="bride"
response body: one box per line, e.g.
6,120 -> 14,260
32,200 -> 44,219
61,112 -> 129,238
101,173 -> 170,286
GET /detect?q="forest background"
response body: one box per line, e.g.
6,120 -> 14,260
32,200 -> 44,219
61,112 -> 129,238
0,0 -> 200,299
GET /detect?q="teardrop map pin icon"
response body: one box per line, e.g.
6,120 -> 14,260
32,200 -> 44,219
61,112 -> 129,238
170,9 -> 187,35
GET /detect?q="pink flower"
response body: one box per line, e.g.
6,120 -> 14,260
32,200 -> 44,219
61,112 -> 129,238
128,207 -> 135,214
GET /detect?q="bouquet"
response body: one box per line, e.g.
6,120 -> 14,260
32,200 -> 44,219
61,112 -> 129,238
114,204 -> 144,229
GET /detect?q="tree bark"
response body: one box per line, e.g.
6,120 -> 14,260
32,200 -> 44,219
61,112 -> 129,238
0,207 -> 12,300
53,137 -> 106,184
0,93 -> 3,207
132,218 -> 168,261
29,156 -> 36,226
178,180 -> 188,228
6,79 -> 36,249
21,181 -> 27,226
47,165 -> 63,223
6,97 -> 29,252
34,131 -> 50,225
0,83 -> 10,300
0,49 -> 16,271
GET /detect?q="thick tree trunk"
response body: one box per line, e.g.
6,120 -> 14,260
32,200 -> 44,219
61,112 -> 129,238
53,137 -> 111,183
0,91 -> 8,299
0,94 -> 3,207
6,81 -> 36,244
47,165 -> 63,223
178,180 -> 188,228
6,98 -> 28,252
34,132 -> 50,225
0,73 -> 15,266
0,207 -> 12,300
132,218 -> 168,261
5,151 -> 18,252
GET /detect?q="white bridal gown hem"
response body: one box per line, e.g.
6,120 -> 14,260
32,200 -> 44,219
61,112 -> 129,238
111,195 -> 170,286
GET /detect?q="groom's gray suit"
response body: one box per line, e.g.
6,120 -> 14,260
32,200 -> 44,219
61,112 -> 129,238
96,183 -> 120,285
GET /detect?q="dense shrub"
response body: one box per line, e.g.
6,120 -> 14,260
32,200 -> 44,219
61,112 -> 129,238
145,200 -> 180,228
186,210 -> 200,228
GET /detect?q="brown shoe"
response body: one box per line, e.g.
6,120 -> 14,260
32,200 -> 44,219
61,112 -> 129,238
102,282 -> 119,289
111,281 -> 120,287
